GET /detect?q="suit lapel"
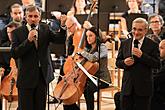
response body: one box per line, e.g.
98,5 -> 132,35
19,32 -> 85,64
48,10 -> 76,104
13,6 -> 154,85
38,24 -> 42,48
140,37 -> 147,52
23,26 -> 29,39
125,38 -> 133,57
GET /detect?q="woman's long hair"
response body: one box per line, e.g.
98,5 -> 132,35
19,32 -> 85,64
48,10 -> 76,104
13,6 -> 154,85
85,26 -> 100,53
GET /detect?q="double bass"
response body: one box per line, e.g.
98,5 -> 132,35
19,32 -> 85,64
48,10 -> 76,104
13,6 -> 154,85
53,1 -> 99,105
0,58 -> 18,102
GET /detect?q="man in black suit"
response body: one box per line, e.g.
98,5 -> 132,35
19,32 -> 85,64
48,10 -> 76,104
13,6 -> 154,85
11,5 -> 66,110
116,18 -> 160,110
151,39 -> 165,110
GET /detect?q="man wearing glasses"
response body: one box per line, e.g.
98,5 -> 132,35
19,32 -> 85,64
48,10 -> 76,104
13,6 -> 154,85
147,14 -> 165,43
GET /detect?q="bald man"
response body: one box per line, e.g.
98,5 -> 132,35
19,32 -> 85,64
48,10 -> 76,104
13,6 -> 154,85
151,39 -> 165,110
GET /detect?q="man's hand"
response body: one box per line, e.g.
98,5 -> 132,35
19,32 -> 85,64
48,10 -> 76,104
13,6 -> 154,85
124,57 -> 134,66
132,47 -> 142,58
28,29 -> 37,42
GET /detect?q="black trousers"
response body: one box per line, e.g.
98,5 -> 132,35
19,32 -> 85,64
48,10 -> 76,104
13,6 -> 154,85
63,103 -> 80,110
83,80 -> 109,110
120,88 -> 151,110
17,69 -> 47,110
114,91 -> 121,110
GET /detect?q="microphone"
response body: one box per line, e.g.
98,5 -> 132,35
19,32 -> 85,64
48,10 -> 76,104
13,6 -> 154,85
31,23 -> 36,30
134,39 -> 139,48
132,39 -> 139,60
30,24 -> 38,40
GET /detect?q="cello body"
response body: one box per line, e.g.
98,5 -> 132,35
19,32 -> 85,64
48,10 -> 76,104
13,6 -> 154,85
54,58 -> 99,105
0,58 -> 18,102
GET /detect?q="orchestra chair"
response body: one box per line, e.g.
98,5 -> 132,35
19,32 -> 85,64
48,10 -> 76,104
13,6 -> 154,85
98,40 -> 123,110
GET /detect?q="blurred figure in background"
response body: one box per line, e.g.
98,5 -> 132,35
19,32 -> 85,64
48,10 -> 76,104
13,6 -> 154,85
0,21 -> 21,110
0,3 -> 24,46
70,0 -> 88,14
21,0 -> 36,7
159,0 -> 165,22
121,0 -> 143,38
147,14 -> 165,44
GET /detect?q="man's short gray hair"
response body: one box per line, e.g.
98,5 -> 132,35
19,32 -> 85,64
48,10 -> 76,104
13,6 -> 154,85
133,17 -> 149,29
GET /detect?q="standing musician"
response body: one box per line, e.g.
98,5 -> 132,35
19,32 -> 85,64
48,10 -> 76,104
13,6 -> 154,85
10,5 -> 66,110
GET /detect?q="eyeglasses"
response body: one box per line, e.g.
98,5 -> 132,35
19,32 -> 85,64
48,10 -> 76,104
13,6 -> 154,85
150,21 -> 160,24
67,23 -> 75,30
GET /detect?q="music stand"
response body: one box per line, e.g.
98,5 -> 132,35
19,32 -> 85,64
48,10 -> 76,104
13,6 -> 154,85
46,0 -> 74,13
99,0 -> 128,13
75,13 -> 109,32
100,0 -> 128,36
123,13 -> 148,32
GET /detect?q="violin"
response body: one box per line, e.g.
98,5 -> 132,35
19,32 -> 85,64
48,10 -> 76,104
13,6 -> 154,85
53,2 -> 99,105
0,58 -> 18,102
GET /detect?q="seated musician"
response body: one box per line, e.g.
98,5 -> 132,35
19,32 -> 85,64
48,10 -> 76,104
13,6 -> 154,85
81,26 -> 111,110
56,16 -> 87,110
59,25 -> 111,110
0,21 -> 21,78
121,0 -> 144,38
0,21 -> 20,109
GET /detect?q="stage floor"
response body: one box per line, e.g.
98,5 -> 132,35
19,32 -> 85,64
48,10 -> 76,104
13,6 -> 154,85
3,69 -> 117,110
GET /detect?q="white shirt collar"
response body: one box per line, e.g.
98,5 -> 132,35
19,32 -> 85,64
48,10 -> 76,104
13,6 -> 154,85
133,36 -> 145,48
26,23 -> 39,31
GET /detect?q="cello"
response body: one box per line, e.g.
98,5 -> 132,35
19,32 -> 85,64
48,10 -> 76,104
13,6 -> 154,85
0,58 -> 18,102
53,1 -> 99,105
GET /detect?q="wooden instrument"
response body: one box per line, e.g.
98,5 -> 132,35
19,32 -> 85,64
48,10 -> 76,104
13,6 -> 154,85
53,1 -> 99,105
0,58 -> 18,102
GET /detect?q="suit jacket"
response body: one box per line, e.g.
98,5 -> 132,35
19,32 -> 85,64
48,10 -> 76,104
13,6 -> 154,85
11,23 -> 66,88
154,60 -> 165,93
116,37 -> 160,96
